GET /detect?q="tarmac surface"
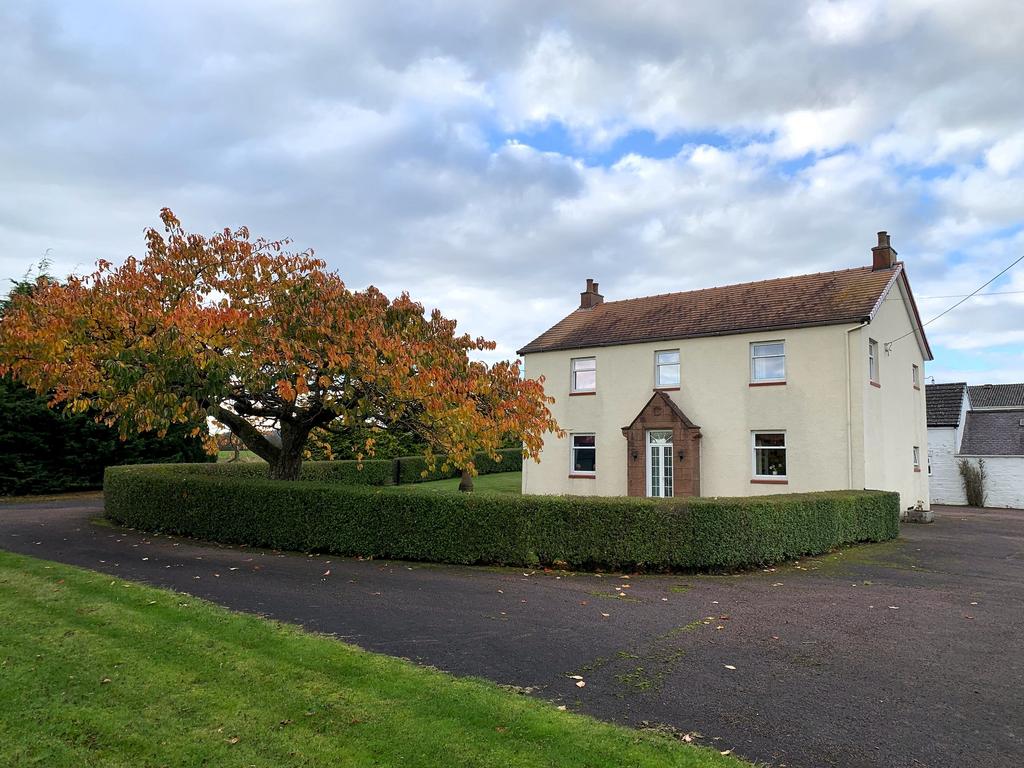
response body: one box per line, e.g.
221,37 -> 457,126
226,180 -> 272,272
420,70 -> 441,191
1,495 -> 1021,767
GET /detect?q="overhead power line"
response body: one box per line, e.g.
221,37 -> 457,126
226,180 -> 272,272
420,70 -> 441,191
887,252 -> 1024,348
918,289 -> 1024,299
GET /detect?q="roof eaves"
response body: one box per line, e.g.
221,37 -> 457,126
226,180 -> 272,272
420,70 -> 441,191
518,315 -> 872,356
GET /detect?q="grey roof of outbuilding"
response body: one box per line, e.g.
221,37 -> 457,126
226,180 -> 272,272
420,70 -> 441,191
959,409 -> 1024,456
968,383 -> 1024,409
926,382 -> 967,427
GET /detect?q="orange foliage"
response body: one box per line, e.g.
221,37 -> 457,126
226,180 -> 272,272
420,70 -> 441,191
0,209 -> 561,479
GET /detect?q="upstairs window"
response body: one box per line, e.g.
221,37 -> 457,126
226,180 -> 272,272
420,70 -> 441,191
571,357 -> 596,393
655,349 -> 681,388
913,446 -> 921,470
912,364 -> 920,388
570,434 -> 596,475
868,339 -> 880,384
751,341 -> 785,383
752,432 -> 787,479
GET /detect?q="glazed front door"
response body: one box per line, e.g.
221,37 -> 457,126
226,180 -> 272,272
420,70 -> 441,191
646,429 -> 673,497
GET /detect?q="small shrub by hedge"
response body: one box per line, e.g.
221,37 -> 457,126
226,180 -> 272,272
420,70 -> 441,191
396,447 -> 523,484
104,464 -> 900,571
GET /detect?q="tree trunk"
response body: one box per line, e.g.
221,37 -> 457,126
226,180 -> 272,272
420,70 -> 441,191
268,421 -> 308,480
213,403 -> 320,481
269,446 -> 304,480
458,468 -> 474,493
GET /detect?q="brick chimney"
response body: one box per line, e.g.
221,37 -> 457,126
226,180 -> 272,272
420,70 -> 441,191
872,231 -> 897,271
579,278 -> 604,309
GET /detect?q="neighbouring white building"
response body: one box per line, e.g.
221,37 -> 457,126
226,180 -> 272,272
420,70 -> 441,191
926,382 -> 1024,508
518,232 -> 933,511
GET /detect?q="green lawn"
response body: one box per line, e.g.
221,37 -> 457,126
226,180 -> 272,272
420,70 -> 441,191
403,471 -> 522,495
216,449 -> 263,463
0,551 -> 745,767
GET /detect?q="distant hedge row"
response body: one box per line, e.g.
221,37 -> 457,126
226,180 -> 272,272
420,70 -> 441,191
104,465 -> 899,571
191,447 -> 522,486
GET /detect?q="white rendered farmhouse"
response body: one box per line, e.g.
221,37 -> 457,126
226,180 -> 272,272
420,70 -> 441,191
518,233 -> 933,511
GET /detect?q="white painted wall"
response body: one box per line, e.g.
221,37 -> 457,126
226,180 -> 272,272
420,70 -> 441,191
856,276 -> 930,510
927,427 -> 967,504
522,279 -> 929,509
961,457 -> 1024,508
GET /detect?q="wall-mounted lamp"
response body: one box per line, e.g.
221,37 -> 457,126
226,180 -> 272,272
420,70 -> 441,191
677,449 -> 686,462
631,450 -> 639,461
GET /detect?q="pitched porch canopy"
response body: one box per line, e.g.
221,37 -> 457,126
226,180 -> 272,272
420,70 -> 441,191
621,391 -> 702,497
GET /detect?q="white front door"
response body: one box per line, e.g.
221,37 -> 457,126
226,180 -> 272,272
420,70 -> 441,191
646,430 -> 674,497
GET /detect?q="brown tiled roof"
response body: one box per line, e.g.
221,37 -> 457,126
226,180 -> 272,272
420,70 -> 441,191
519,265 -> 904,355
926,382 -> 967,427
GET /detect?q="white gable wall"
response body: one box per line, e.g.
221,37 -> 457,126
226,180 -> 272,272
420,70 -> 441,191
856,275 -> 930,510
927,427 -> 967,504
927,387 -> 970,505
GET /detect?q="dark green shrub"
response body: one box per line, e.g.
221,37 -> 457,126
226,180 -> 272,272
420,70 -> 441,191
396,447 -> 523,484
958,458 -> 987,507
0,375 -> 212,496
104,465 -> 899,571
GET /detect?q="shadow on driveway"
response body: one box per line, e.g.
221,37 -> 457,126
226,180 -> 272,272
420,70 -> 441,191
1,496 -> 1021,768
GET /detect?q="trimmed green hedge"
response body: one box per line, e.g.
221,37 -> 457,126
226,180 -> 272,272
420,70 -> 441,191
182,459 -> 395,486
396,448 -> 523,484
200,448 -> 523,487
104,465 -> 899,571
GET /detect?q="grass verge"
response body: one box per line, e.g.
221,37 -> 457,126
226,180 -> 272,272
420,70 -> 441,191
0,550 -> 746,767
398,471 -> 522,495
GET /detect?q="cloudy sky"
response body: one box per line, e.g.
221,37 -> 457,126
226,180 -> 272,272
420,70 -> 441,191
2,0 -> 1023,383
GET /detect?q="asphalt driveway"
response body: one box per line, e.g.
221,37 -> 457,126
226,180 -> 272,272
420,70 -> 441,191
1,496 -> 1021,768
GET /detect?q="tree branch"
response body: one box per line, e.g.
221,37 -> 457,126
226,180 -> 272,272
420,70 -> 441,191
213,403 -> 281,463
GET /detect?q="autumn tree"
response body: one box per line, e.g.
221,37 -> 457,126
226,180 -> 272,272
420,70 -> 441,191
0,210 -> 560,481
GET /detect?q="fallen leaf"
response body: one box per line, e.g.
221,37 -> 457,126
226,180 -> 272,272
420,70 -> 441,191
226,736 -> 240,745
600,612 -> 610,617
721,749 -> 732,755
100,677 -> 111,684
575,680 -> 586,688
556,705 -> 567,711
322,570 -> 331,577
568,675 -> 583,680
724,665 -> 736,670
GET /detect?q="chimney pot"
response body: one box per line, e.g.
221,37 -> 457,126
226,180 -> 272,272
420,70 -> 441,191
872,231 -> 897,270
579,277 -> 604,309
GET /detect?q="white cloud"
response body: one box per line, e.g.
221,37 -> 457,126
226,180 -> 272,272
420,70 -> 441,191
0,0 -> 1022,385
